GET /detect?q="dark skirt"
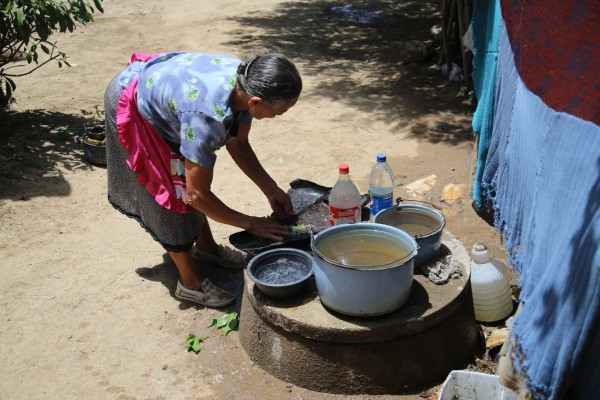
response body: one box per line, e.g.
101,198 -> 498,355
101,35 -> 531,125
104,74 -> 205,252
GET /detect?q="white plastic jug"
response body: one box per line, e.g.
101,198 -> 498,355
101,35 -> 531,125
470,243 -> 514,322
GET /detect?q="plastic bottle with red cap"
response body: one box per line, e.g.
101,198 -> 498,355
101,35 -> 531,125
328,164 -> 362,225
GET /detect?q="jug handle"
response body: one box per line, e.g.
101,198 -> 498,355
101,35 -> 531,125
396,197 -> 442,211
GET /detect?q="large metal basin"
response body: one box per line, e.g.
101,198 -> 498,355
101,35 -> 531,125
311,223 -> 418,316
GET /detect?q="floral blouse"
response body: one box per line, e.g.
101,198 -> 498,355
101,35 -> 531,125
117,52 -> 252,169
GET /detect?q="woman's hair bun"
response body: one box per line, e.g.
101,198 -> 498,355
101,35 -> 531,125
236,61 -> 248,76
236,53 -> 302,105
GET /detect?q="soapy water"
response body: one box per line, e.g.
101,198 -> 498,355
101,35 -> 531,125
255,258 -> 310,285
316,229 -> 414,267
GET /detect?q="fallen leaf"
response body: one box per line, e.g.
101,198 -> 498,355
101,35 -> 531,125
209,312 -> 239,335
186,333 -> 209,354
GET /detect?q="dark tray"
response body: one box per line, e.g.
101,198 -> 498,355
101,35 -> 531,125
229,179 -> 369,256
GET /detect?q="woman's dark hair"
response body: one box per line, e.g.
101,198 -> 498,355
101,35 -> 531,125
236,53 -> 302,105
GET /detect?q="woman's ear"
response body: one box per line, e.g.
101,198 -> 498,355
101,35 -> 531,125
247,96 -> 263,108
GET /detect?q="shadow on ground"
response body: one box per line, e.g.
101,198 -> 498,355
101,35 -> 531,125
135,253 -> 245,313
0,109 -> 101,199
226,0 -> 474,144
1,0 -> 474,200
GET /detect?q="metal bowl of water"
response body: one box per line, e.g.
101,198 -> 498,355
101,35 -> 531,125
374,203 -> 445,267
246,248 -> 314,298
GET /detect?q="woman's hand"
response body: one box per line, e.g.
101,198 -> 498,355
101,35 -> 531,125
266,187 -> 294,219
247,216 -> 290,241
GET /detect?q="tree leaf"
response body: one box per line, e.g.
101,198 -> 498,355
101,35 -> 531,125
223,318 -> 239,335
5,77 -> 16,91
186,333 -> 209,354
93,0 -> 104,13
15,8 -> 25,26
66,17 -> 74,32
5,81 -> 13,98
209,312 -> 239,335
57,15 -> 66,31
190,338 -> 201,353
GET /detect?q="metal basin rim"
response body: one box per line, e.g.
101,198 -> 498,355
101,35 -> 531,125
247,248 -> 314,287
311,223 -> 418,270
375,204 -> 446,239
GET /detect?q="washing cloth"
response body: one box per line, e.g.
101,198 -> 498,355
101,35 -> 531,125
419,254 -> 462,285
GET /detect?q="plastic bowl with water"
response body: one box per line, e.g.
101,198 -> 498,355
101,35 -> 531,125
246,248 -> 314,298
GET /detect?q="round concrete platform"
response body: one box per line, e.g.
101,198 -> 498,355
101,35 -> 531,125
239,230 -> 480,394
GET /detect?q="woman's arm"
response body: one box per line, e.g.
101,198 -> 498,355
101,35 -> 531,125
185,159 -> 289,240
226,123 -> 294,218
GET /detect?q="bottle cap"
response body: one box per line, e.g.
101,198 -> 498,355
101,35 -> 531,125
473,243 -> 487,252
377,153 -> 387,162
472,243 -> 490,263
339,164 -> 349,174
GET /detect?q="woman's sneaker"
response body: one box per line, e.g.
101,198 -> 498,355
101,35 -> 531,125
192,244 -> 246,269
175,279 -> 237,308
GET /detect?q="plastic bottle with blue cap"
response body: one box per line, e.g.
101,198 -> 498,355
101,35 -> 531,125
369,153 -> 395,221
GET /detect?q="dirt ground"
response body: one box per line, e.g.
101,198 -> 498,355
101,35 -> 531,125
0,0 -> 507,399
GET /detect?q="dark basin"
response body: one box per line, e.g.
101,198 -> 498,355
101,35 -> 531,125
246,248 -> 314,298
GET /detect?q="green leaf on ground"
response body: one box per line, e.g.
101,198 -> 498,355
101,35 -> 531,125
209,312 -> 239,335
186,333 -> 209,354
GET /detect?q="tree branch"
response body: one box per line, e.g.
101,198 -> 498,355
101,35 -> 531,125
4,45 -> 63,78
